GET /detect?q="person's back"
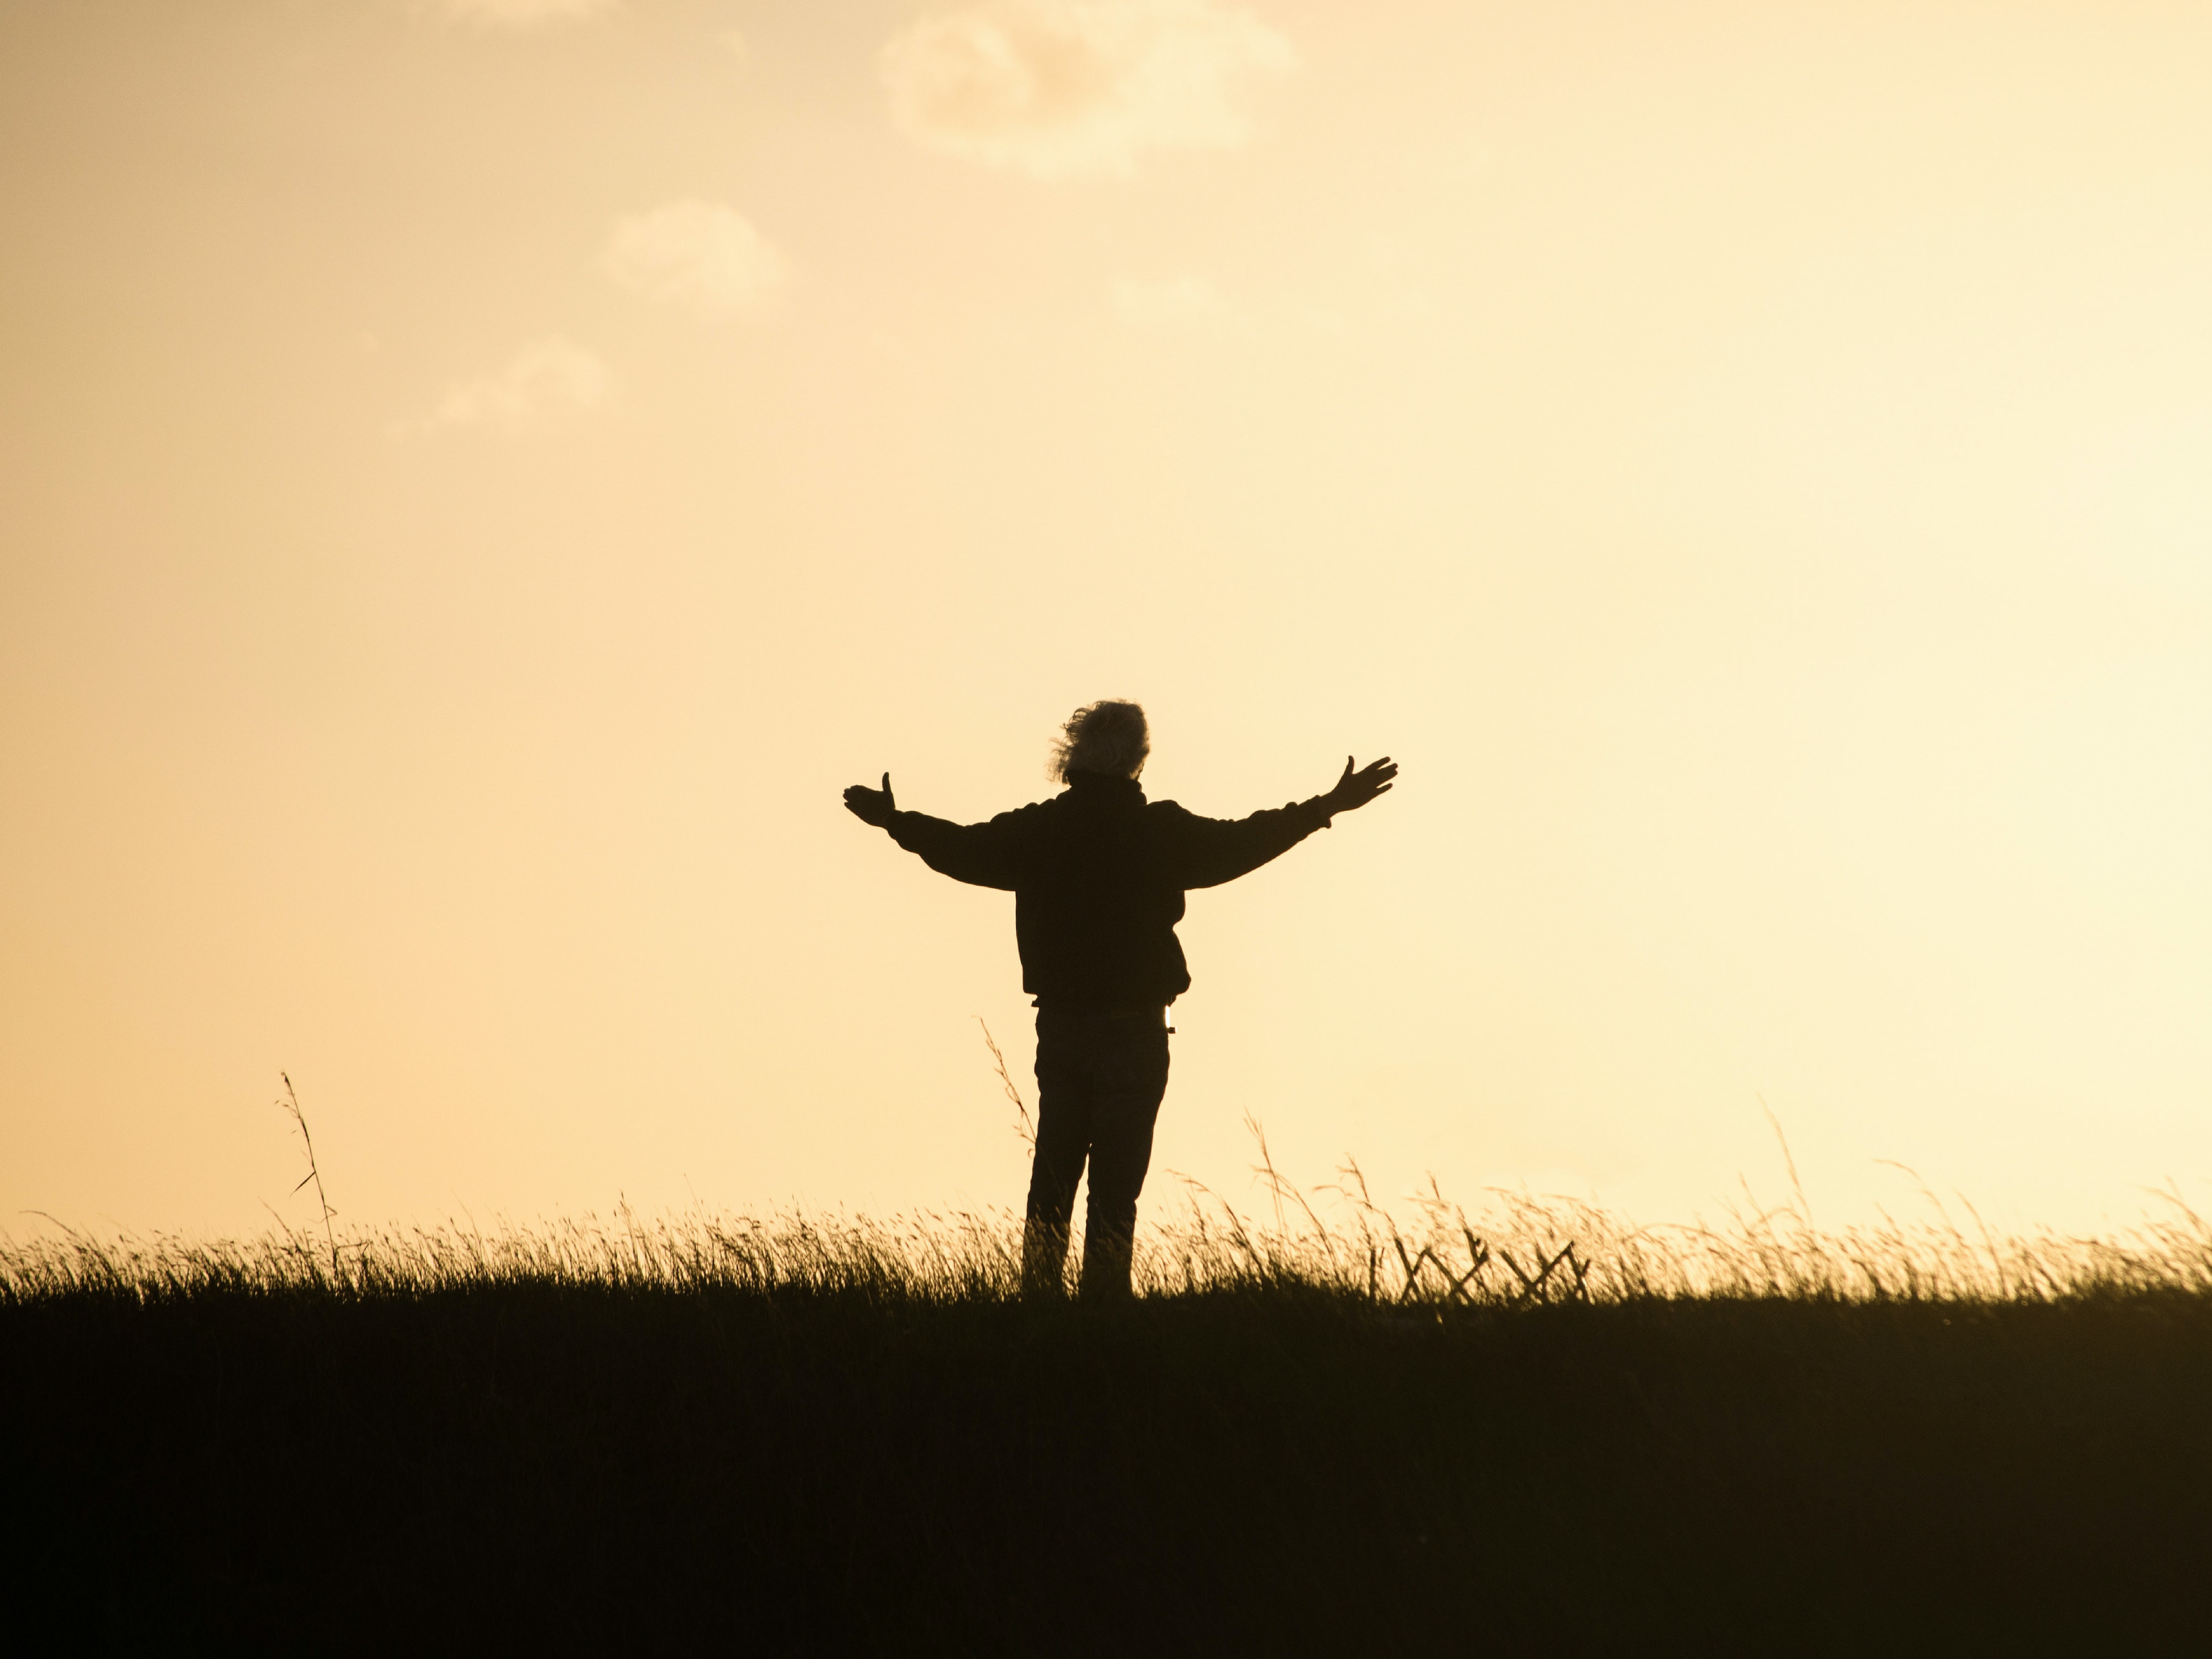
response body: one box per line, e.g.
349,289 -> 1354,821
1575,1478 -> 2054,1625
844,700 -> 1396,1297
1008,771 -> 1186,1009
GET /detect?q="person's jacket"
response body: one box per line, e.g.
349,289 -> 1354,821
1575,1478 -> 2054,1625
885,770 -> 1336,1008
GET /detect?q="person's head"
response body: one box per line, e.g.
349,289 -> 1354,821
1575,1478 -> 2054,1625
1049,700 -> 1150,782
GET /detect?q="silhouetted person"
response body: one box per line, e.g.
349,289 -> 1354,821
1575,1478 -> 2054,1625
844,701 -> 1396,1300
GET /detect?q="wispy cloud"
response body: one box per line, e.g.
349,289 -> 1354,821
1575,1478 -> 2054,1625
1112,274 -> 1344,337
427,0 -> 619,27
404,337 -> 613,436
602,201 -> 790,320
880,0 -> 1295,181
1113,275 -> 1240,330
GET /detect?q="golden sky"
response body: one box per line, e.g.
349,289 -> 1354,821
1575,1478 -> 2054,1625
5,0 -> 2211,1240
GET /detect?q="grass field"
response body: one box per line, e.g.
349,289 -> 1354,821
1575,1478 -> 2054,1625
7,1178 -> 2212,1651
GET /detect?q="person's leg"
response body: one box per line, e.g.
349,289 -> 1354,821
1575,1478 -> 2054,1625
1077,1016 -> 1171,1300
1023,1009 -> 1095,1298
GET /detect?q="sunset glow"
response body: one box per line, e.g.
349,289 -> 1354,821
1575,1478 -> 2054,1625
4,0 -> 2210,1241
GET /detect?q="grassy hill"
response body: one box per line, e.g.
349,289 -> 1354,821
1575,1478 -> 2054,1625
6,1204 -> 2210,1650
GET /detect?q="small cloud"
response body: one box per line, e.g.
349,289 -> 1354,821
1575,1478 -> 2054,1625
427,0 -> 619,25
602,200 -> 790,319
720,27 -> 749,65
1111,275 -> 1343,336
405,337 -> 612,435
1284,300 -> 1347,334
1113,275 -> 1238,330
880,0 -> 1295,181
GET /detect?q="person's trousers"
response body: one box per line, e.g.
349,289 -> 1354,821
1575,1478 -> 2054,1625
1022,1005 -> 1171,1300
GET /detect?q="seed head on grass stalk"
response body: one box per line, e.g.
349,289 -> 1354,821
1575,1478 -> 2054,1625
276,1072 -> 339,1286
977,1018 -> 1034,1155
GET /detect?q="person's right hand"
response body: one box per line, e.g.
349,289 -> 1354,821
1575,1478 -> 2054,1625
843,773 -> 898,828
1321,755 -> 1397,815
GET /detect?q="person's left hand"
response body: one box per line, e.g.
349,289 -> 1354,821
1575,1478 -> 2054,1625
844,772 -> 898,828
1321,755 -> 1397,815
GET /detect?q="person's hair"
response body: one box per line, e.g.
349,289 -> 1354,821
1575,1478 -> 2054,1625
1048,700 -> 1150,781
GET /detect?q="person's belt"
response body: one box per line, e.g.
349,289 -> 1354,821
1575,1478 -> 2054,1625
1036,1001 -> 1173,1029
1104,1006 -> 1172,1030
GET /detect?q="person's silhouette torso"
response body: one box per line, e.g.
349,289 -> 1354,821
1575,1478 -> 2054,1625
886,770 -> 1335,1008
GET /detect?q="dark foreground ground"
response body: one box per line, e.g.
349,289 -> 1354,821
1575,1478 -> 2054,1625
5,1287 -> 2210,1652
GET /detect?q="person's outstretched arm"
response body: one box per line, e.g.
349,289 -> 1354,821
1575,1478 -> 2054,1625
843,773 -> 1030,891
1170,755 -> 1398,890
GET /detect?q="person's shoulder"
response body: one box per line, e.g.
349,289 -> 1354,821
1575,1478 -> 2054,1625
1144,797 -> 1195,819
986,796 -> 1058,826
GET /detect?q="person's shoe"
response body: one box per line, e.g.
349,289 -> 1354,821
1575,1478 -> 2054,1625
1077,1231 -> 1135,1301
1020,1220 -> 1071,1300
